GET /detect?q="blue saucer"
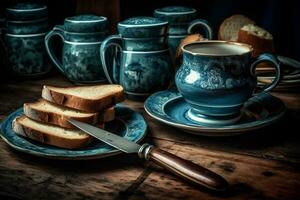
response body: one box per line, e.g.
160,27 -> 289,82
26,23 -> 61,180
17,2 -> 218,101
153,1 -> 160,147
0,105 -> 147,160
144,89 -> 286,136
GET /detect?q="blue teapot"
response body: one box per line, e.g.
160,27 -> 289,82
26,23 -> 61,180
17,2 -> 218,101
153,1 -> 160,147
100,17 -> 173,98
45,15 -> 109,83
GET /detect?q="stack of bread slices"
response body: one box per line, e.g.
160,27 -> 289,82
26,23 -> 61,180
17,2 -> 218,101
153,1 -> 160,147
12,84 -> 124,149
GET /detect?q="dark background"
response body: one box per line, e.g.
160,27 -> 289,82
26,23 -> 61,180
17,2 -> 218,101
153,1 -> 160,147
1,0 -> 299,60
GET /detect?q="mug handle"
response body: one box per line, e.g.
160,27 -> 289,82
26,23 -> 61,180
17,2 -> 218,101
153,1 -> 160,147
187,19 -> 213,40
44,25 -> 66,74
100,34 -> 122,84
250,53 -> 281,92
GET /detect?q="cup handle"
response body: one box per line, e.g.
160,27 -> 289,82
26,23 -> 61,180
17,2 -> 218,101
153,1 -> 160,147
250,53 -> 281,92
187,19 -> 213,40
44,25 -> 66,74
100,34 -> 122,84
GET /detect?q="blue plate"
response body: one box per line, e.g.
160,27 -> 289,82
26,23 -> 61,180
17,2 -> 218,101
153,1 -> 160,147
144,89 -> 286,136
0,105 -> 147,160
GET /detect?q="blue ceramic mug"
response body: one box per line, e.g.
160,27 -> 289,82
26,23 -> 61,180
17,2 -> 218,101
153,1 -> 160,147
45,15 -> 109,83
154,6 -> 213,57
175,41 -> 281,125
1,3 -> 51,77
100,17 -> 172,97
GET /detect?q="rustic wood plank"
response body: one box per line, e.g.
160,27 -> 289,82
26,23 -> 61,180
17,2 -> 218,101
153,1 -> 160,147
129,139 -> 300,200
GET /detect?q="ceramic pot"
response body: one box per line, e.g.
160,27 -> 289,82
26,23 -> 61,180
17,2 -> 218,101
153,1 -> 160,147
1,3 -> 51,78
45,15 -> 109,83
175,41 -> 281,125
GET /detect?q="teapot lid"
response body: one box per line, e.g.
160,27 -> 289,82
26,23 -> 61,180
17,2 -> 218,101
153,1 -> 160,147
154,6 -> 197,24
154,6 -> 196,14
117,17 -> 168,38
64,15 -> 109,33
118,17 -> 167,27
6,3 -> 48,21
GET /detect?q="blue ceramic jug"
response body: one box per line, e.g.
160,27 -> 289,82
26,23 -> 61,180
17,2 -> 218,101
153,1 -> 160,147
100,17 -> 173,98
2,3 -> 51,77
45,15 -> 109,83
154,6 -> 213,57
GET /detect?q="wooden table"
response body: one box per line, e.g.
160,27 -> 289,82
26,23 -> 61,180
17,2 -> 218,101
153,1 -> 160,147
1,75 -> 300,200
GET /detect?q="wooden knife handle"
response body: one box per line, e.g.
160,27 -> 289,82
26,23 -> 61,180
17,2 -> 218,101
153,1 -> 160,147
139,145 -> 228,191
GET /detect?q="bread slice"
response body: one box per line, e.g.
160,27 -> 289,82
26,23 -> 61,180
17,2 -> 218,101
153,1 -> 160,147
42,85 -> 124,112
218,15 -> 255,41
237,24 -> 275,57
12,115 -> 92,149
24,99 -> 115,129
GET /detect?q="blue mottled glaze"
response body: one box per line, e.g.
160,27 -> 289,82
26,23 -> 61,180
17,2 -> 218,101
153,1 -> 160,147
4,33 -> 51,76
101,34 -> 173,97
144,89 -> 286,135
6,3 -> 48,21
168,35 -> 186,57
175,41 -> 281,121
61,42 -> 105,82
176,41 -> 256,118
6,18 -> 49,35
65,15 -> 108,33
119,49 -> 172,94
45,15 -> 110,83
0,105 -> 147,159
118,17 -> 168,38
122,36 -> 167,51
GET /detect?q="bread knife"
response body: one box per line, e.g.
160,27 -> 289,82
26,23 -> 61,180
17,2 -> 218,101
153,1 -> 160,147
68,119 -> 228,191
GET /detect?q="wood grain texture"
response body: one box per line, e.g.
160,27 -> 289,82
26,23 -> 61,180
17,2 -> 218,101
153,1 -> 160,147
0,75 -> 300,199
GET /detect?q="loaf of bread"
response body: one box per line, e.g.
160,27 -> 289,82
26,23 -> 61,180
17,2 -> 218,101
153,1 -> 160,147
237,24 -> 275,57
24,99 -> 115,129
218,14 -> 255,41
42,85 -> 124,112
13,115 -> 92,149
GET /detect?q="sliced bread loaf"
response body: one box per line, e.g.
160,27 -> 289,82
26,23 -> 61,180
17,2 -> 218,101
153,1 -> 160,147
42,85 -> 124,112
237,24 -> 275,57
12,115 -> 92,149
24,99 -> 115,129
218,15 -> 255,41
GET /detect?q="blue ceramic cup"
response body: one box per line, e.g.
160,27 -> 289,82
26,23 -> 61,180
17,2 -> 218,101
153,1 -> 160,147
100,17 -> 172,97
175,41 -> 281,125
154,6 -> 213,57
45,15 -> 109,83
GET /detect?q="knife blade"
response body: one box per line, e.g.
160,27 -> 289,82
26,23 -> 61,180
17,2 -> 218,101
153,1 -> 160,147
68,118 -> 228,191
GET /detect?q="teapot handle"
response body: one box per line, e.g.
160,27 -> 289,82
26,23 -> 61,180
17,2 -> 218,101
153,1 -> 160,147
187,19 -> 213,40
44,25 -> 65,74
100,34 -> 122,84
250,53 -> 281,93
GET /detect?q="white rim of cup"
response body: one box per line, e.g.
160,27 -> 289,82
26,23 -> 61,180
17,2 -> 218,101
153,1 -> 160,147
182,40 -> 254,57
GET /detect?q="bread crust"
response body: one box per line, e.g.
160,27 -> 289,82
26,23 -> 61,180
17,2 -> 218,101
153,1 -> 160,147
12,116 -> 93,149
42,85 -> 124,112
237,29 -> 275,57
218,14 -> 255,41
